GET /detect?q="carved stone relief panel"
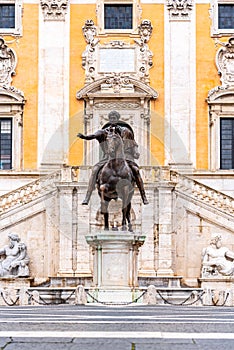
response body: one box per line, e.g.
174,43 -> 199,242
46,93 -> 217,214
40,0 -> 68,21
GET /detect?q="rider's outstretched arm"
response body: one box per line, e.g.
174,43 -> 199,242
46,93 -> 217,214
77,130 -> 103,141
77,132 -> 96,140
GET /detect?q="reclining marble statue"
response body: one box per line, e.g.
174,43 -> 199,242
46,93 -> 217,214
201,235 -> 234,277
0,233 -> 30,278
77,110 -> 149,206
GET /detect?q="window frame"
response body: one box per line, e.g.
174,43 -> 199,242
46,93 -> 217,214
96,0 -> 141,35
104,3 -> 133,31
0,0 -> 23,36
220,117 -> 234,169
0,118 -> 13,170
210,0 -> 234,37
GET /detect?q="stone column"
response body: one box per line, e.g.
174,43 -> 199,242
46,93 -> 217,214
38,0 -> 70,169
164,0 -> 196,171
157,181 -> 174,276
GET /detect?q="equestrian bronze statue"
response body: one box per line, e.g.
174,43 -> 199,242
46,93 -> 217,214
77,110 -> 148,231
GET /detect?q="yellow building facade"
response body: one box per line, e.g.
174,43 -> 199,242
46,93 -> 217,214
0,0 -> 233,176
0,0 -> 234,289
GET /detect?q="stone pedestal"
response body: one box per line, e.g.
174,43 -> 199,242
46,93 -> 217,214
86,231 -> 145,303
0,278 -> 33,306
199,277 -> 234,306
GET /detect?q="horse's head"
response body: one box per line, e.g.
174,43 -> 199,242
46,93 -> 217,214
124,140 -> 140,160
106,130 -> 124,159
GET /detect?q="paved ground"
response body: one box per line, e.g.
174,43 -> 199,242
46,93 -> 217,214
0,304 -> 234,349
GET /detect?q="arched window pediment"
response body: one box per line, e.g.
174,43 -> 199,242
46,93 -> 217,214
76,77 -> 158,100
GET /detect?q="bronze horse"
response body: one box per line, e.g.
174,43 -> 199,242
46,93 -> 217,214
96,129 -> 138,231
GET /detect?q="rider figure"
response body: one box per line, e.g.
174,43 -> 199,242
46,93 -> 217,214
77,110 -> 149,205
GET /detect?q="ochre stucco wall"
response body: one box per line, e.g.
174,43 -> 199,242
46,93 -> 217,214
6,3 -> 225,170
13,4 -> 39,170
196,4 -> 220,170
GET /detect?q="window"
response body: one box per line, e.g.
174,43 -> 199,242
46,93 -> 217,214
0,118 -> 12,170
218,4 -> 234,29
104,4 -> 133,30
96,0 -> 141,34
0,1 -> 22,36
0,4 -> 15,28
220,118 -> 234,169
210,0 -> 234,36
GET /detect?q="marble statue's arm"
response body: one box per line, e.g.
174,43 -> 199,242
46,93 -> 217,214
225,249 -> 234,261
0,247 -> 6,256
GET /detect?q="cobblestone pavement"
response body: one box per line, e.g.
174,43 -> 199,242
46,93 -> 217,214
0,304 -> 234,349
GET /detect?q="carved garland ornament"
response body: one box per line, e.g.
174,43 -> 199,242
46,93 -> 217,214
40,0 -> 68,21
167,0 -> 193,20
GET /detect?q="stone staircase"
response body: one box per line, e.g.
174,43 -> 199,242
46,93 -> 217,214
0,170 -> 60,216
1,166 -> 233,216
170,170 -> 234,217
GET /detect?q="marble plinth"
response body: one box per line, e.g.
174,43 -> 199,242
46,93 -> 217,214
86,231 -> 145,303
199,277 -> 234,306
0,277 -> 33,289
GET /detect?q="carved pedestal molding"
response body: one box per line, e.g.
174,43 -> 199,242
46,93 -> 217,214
167,0 -> 193,20
86,232 -> 145,303
40,0 -> 68,21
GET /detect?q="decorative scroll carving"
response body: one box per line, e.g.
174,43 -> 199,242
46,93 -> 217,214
216,37 -> 234,88
208,37 -> 234,100
40,0 -> 68,21
82,20 -> 99,46
81,19 -> 154,85
81,20 -> 99,83
167,0 -> 193,20
137,19 -> 153,45
101,73 -> 134,93
0,37 -> 17,87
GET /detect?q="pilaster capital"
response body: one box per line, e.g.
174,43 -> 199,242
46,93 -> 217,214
40,0 -> 68,21
167,0 -> 193,20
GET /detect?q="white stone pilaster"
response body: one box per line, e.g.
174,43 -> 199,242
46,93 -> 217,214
164,2 -> 196,171
38,4 -> 70,169
57,185 -> 74,276
157,182 -> 174,276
